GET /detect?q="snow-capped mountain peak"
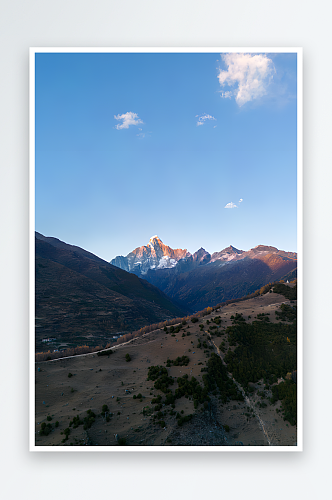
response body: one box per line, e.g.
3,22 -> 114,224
111,239 -> 297,282
148,235 -> 162,249
110,236 -> 190,275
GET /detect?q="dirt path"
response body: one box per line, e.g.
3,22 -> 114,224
37,327 -> 165,364
208,333 -> 272,446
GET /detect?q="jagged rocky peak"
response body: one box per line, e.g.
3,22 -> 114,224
210,245 -> 244,263
224,245 -> 243,254
148,235 -> 162,245
110,236 -> 191,275
192,247 -> 211,264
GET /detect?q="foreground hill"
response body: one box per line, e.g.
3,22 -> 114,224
35,285 -> 297,448
111,237 -> 297,311
35,233 -> 187,352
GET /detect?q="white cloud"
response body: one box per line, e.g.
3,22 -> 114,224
220,91 -> 233,99
225,202 -> 237,209
114,111 -> 143,130
239,198 -> 243,203
196,113 -> 216,126
217,53 -> 275,106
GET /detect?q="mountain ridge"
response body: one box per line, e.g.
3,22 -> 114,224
111,235 -> 296,274
111,236 -> 297,311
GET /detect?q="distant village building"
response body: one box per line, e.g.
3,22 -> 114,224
41,338 -> 56,343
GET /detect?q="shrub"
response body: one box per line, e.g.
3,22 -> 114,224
40,422 -> 52,436
97,348 -> 113,356
191,317 -> 198,323
117,437 -> 126,445
70,415 -> 84,428
177,414 -> 193,427
68,373 -> 73,378
148,365 -> 174,393
125,353 -> 131,362
101,404 -> 109,416
47,416 -> 52,421
83,410 -> 96,430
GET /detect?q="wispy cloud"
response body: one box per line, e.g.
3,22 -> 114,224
225,202 -> 237,209
239,198 -> 243,203
217,53 -> 275,107
219,91 -> 233,99
114,112 -> 143,130
137,130 -> 152,139
196,113 -> 216,126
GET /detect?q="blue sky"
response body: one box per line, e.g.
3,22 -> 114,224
35,51 -> 297,261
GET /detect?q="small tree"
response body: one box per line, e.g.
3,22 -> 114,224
102,404 -> 109,416
125,353 -> 131,362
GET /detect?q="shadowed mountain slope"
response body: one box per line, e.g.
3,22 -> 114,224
146,253 -> 297,311
35,233 -> 187,351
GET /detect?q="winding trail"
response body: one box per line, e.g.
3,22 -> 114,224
36,325 -> 173,363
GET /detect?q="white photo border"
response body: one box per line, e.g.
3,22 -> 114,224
29,46 -> 303,452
